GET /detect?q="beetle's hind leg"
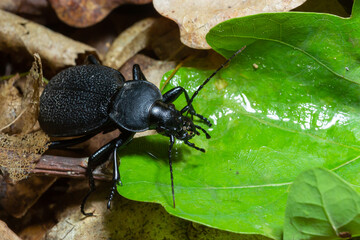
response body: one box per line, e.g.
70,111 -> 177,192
81,131 -> 134,216
106,131 -> 135,210
81,140 -> 115,216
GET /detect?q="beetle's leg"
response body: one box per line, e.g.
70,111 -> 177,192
81,140 -> 115,216
184,140 -> 205,152
49,132 -> 98,149
194,125 -> 211,139
107,131 -> 135,210
85,55 -> 101,65
162,87 -> 211,127
168,135 -> 176,208
133,64 -> 147,81
162,87 -> 182,103
81,130 -> 134,216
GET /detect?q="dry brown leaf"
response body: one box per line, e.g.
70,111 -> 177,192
153,0 -> 307,49
0,75 -> 22,131
19,223 -> 54,240
0,176 -> 56,218
104,18 -> 158,69
0,220 -> 22,240
0,0 -> 48,15
0,9 -> 96,69
0,131 -> 49,181
104,18 -> 175,69
0,54 -> 49,181
44,181 -> 190,240
49,0 -> 152,28
1,53 -> 42,134
15,53 -> 42,134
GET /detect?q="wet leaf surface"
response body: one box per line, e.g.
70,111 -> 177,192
116,2 -> 360,239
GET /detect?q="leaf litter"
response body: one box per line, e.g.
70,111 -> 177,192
0,54 -> 49,182
153,0 -> 307,49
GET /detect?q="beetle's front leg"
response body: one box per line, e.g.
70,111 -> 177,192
162,86 -> 211,126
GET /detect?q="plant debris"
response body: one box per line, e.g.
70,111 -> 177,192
49,0 -> 152,27
0,54 -> 49,181
0,9 -> 96,70
153,0 -> 307,49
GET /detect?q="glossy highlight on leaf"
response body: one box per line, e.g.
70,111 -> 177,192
117,1 -> 360,239
284,168 -> 360,239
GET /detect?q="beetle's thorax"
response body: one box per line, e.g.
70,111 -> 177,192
109,80 -> 163,132
149,101 -> 195,141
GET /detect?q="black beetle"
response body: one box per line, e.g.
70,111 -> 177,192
39,47 -> 245,216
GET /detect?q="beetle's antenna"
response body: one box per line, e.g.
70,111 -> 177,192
181,46 -> 246,114
168,135 -> 176,208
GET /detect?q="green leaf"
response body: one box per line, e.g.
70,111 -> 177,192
284,168 -> 360,239
117,2 -> 360,240
206,1 -> 360,85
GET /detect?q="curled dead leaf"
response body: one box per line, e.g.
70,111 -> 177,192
16,53 -> 42,134
0,75 -> 22,132
0,220 -> 21,240
0,0 -> 48,15
104,18 -> 175,69
104,18 -> 158,69
0,131 -> 49,181
49,0 -> 152,28
1,53 -> 43,134
0,175 -> 56,218
153,0 -> 307,49
0,9 -> 96,69
0,54 -> 49,181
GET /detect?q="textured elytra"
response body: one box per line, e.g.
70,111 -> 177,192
39,65 -> 125,136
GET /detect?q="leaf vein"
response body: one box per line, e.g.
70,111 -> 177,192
215,34 -> 360,86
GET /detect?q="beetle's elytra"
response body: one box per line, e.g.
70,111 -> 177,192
39,47 -> 245,216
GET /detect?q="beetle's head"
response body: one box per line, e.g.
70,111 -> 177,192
150,101 -> 198,141
168,111 -> 197,141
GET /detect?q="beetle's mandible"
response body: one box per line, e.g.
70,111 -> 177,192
39,47 -> 246,216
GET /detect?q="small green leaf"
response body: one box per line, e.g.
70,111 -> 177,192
284,168 -> 360,239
